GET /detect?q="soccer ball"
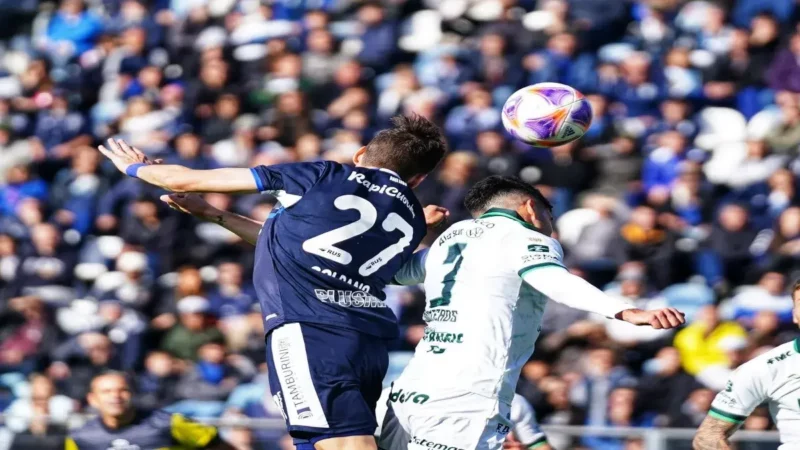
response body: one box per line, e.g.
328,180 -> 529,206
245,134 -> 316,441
501,82 -> 593,147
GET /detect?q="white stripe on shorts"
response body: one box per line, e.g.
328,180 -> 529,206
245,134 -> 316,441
270,323 -> 330,428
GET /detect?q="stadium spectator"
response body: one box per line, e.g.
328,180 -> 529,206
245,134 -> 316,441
49,332 -> 120,401
767,32 -> 800,93
0,296 -> 58,374
173,341 -> 249,417
725,271 -> 794,326
5,374 -> 75,434
673,304 -> 747,378
637,347 -> 701,425
669,387 -> 715,429
611,205 -> 676,288
160,296 -> 225,361
701,204 -> 758,287
132,350 -> 179,410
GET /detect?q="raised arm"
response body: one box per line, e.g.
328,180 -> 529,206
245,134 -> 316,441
693,416 -> 738,450
98,139 -> 259,193
520,266 -> 685,328
162,194 -> 263,245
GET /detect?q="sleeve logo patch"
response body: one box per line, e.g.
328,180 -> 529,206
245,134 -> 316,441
528,244 -> 550,253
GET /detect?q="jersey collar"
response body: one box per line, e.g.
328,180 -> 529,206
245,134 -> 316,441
795,338 -> 800,354
478,208 -> 536,230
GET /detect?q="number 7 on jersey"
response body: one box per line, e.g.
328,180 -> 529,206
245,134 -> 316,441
429,243 -> 467,308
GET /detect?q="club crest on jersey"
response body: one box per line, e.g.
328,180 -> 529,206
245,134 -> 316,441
466,227 -> 484,238
107,439 -> 140,450
528,244 -> 550,253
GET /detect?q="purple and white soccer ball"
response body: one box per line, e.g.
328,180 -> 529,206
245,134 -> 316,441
501,82 -> 593,147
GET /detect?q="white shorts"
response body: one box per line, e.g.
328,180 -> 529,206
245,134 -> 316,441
376,384 -> 512,450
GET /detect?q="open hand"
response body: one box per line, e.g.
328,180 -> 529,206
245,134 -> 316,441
618,307 -> 685,329
424,205 -> 450,229
97,138 -> 158,175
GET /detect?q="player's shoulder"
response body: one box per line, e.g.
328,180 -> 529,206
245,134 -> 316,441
758,339 -> 800,368
432,218 -> 499,247
145,409 -> 175,428
733,339 -> 799,380
69,415 -> 105,441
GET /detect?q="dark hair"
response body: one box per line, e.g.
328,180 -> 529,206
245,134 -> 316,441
362,114 -> 447,180
464,176 -> 552,214
90,370 -> 133,392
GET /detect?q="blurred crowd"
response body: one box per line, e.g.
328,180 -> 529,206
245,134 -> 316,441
1,0 -> 800,448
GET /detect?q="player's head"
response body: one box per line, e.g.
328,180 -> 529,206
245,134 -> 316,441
353,114 -> 447,188
464,176 -> 554,236
87,371 -> 133,422
792,280 -> 800,326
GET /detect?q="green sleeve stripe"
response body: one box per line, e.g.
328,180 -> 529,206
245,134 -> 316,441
518,262 -> 566,277
709,407 -> 746,424
794,338 -> 799,354
528,437 -> 549,449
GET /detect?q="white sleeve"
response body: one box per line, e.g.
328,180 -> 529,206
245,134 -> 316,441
709,358 -> 770,424
508,233 -> 567,275
510,394 -> 548,448
391,248 -> 428,286
520,265 -> 635,319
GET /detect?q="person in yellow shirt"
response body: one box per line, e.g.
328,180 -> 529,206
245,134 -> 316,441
674,304 -> 748,376
65,372 -> 234,450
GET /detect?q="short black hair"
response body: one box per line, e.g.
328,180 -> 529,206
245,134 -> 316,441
90,370 -> 133,392
362,114 -> 447,181
464,176 -> 552,215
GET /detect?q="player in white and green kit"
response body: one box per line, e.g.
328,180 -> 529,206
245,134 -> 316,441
379,176 -> 685,450
693,284 -> 800,450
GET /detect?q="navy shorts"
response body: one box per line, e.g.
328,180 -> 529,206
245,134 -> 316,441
266,322 -> 389,447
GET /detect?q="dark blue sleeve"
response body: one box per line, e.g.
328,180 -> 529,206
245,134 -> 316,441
249,161 -> 332,195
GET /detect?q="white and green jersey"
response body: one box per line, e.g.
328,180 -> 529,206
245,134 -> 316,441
392,208 -> 632,405
710,338 -> 800,449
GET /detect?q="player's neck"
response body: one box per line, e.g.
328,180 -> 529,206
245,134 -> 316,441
360,164 -> 402,179
102,409 -> 136,429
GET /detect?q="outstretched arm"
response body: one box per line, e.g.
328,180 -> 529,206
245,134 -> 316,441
162,194 -> 263,245
520,266 -> 685,328
693,416 -> 739,450
98,139 -> 259,193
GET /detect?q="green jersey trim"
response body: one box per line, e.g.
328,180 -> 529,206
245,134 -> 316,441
709,407 -> 746,424
528,437 -> 549,449
479,208 -> 536,231
518,262 -> 566,277
794,338 -> 799,354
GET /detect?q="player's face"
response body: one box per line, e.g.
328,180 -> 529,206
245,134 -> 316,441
88,375 -> 133,419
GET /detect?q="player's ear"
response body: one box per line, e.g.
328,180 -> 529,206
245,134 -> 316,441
86,391 -> 98,409
523,199 -> 537,223
352,146 -> 367,166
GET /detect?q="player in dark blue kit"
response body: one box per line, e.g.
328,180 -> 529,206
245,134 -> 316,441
97,115 -> 448,450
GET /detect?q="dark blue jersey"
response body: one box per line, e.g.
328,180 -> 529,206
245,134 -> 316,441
250,161 -> 426,339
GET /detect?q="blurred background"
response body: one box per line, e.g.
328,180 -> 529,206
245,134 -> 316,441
1,0 -> 799,448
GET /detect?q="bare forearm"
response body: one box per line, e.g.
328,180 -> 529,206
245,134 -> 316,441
137,166 -> 258,193
693,417 -> 738,450
693,430 -> 733,450
205,209 -> 264,246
